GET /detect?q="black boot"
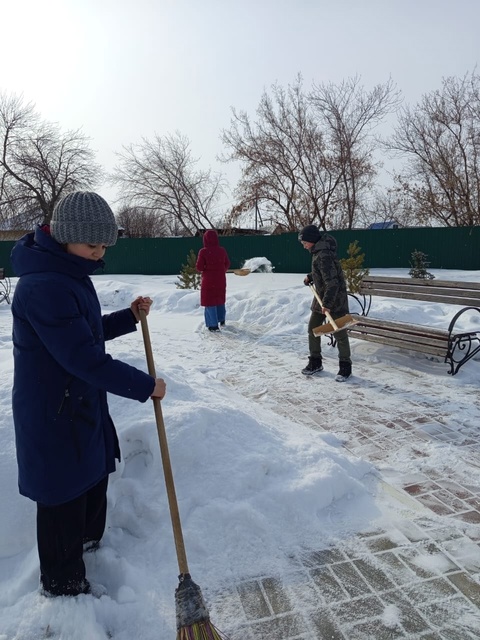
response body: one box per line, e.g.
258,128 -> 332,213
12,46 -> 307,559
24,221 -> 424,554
335,361 -> 352,382
301,356 -> 324,376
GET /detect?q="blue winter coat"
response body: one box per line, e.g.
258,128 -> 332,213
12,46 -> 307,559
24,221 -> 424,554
10,227 -> 155,506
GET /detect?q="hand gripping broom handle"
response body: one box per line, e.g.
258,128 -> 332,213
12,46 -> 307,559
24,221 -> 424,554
308,283 -> 340,331
139,310 -> 189,576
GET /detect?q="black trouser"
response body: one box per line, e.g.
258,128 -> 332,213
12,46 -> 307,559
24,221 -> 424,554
308,310 -> 351,363
37,476 -> 108,596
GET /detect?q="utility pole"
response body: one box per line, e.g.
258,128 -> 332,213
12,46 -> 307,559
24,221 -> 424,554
254,196 -> 263,231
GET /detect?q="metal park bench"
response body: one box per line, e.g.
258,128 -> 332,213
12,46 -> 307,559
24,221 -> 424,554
0,268 -> 12,304
346,276 -> 480,376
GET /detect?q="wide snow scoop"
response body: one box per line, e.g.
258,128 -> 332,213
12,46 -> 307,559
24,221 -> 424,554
227,268 -> 250,276
308,283 -> 359,336
139,310 -> 228,640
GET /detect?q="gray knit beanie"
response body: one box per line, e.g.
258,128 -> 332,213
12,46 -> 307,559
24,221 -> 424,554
50,191 -> 118,246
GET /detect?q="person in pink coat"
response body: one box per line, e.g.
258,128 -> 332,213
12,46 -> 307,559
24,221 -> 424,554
196,229 -> 231,331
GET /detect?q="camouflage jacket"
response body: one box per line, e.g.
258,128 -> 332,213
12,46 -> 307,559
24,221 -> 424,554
308,233 -> 349,318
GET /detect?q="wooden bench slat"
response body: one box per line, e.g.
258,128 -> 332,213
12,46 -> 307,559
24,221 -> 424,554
361,276 -> 480,291
349,332 -> 447,357
350,316 -> 450,337
349,322 -> 449,351
358,288 -> 480,307
350,327 -> 448,351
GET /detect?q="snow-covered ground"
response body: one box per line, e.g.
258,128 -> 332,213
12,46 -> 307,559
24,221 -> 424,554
0,262 -> 479,639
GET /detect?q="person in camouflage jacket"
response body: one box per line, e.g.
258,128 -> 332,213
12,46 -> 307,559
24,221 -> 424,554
298,224 -> 352,382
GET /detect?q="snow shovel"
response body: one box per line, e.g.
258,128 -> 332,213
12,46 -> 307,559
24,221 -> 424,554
227,268 -> 250,276
139,310 -> 227,640
308,283 -> 359,336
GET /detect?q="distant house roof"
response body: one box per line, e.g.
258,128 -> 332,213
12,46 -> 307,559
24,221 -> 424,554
368,221 -> 402,230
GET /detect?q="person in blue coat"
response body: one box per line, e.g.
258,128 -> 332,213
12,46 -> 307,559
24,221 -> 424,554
10,191 -> 167,597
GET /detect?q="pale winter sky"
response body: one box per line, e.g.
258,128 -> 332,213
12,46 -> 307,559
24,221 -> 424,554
1,0 -> 479,209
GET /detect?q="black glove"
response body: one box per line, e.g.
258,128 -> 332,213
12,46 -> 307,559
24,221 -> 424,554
304,274 -> 313,286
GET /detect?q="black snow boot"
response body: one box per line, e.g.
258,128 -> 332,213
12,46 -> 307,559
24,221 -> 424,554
335,361 -> 352,382
301,356 -> 324,376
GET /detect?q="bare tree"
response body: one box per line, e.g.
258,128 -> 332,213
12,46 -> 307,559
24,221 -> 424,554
116,205 -> 168,237
366,187 -> 420,228
111,132 -> 225,236
0,93 -> 102,226
221,75 -> 400,231
221,76 -> 343,232
388,71 -> 480,226
310,76 -> 402,228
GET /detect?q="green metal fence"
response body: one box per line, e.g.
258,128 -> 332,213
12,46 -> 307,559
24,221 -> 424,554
1,226 -> 479,277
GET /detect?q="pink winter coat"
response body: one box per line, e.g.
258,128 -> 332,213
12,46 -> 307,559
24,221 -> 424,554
196,230 -> 231,306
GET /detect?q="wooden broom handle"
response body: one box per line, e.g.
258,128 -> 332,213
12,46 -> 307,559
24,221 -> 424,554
139,310 -> 189,576
308,283 -> 339,331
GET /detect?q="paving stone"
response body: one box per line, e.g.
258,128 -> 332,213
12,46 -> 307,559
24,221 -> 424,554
310,566 -> 349,604
437,627 -> 478,640
415,494 -> 456,516
309,607 -> 346,639
466,495 -> 480,510
237,580 -> 271,620
248,612 -> 309,639
330,595 -> 384,625
426,526 -> 464,543
283,571 -> 325,611
209,585 -> 247,624
463,523 -> 480,541
404,577 -> 458,603
392,545 -> 441,580
380,590 -> 432,634
463,483 -> 480,495
363,535 -> 401,553
301,548 -> 347,567
411,516 -> 439,530
345,618 -> 406,639
394,418 -> 415,430
220,625 -> 255,640
393,520 -> 430,543
403,481 -> 443,496
450,509 -> 480,524
357,528 -> 387,539
440,537 -> 480,569
352,557 -> 396,592
330,562 -> 372,599
261,576 -> 294,615
340,539 -> 370,560
375,551 -> 419,586
447,571 -> 480,606
431,489 -> 470,512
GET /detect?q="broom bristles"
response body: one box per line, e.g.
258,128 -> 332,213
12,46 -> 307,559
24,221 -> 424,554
175,575 -> 230,639
177,620 -> 227,639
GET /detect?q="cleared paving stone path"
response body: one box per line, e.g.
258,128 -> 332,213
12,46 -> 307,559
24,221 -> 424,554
199,325 -> 480,639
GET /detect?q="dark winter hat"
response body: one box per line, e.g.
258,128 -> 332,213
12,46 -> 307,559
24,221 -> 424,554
298,224 -> 321,244
50,191 -> 118,246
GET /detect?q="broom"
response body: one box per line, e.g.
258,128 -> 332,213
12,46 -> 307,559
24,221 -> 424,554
139,310 -> 229,640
